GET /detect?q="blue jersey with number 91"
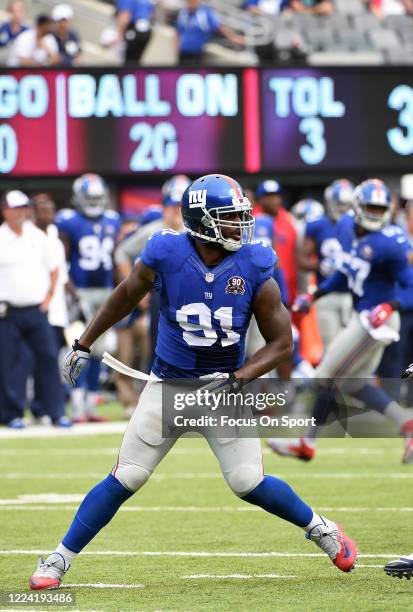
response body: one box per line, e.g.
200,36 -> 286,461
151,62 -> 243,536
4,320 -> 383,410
56,209 -> 120,288
140,231 -> 277,378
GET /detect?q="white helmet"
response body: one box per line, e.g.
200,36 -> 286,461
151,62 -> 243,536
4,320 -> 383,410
324,179 -> 354,222
72,174 -> 109,218
291,199 -> 324,222
353,179 -> 393,232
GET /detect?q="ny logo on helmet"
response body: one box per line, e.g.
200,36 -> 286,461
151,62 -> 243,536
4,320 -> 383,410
188,189 -> 207,208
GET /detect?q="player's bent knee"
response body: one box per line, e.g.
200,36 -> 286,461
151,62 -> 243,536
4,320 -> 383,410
225,464 -> 263,497
114,464 -> 151,493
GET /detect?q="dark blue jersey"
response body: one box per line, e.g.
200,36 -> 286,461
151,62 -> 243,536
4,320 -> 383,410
140,231 -> 277,377
56,209 -> 120,289
254,213 -> 287,304
305,214 -> 343,284
320,213 -> 413,311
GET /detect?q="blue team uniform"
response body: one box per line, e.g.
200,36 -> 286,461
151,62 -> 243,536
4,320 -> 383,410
305,215 -> 343,284
140,231 -> 277,378
320,213 -> 413,312
254,213 -> 288,304
56,209 -> 120,288
176,4 -> 221,55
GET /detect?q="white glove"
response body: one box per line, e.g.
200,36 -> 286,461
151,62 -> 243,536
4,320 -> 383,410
63,339 -> 91,386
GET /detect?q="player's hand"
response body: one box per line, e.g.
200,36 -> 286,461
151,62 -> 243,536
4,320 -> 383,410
367,303 -> 393,328
63,339 -> 91,386
401,363 -> 413,379
198,372 -> 242,409
291,293 -> 314,314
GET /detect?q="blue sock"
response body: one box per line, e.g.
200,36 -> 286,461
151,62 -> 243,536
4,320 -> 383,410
242,475 -> 313,527
86,357 -> 101,392
62,474 -> 133,553
312,387 -> 338,426
353,384 -> 391,415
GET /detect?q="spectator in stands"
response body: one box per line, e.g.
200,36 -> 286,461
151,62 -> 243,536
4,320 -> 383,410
245,0 -> 289,15
365,0 -> 413,17
52,4 -> 81,66
176,0 -> 245,65
116,0 -> 156,63
0,1 -> 28,49
0,191 -> 66,429
288,0 -> 333,15
7,14 -> 60,66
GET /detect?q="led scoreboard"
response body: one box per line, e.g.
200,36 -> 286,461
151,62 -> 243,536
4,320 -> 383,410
0,67 -> 412,176
0,69 -> 244,176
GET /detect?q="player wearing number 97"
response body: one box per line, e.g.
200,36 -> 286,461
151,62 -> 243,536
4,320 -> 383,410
56,174 -> 120,422
30,174 -> 357,590
271,179 -> 413,464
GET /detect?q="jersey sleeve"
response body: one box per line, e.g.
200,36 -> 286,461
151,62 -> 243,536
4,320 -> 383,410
250,242 -> 278,298
386,237 -> 413,310
140,230 -> 181,272
273,265 -> 288,305
55,209 -> 76,239
318,269 -> 349,294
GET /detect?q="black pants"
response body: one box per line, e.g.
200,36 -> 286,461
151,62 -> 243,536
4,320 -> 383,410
178,51 -> 203,66
124,26 -> 152,63
0,306 -> 65,424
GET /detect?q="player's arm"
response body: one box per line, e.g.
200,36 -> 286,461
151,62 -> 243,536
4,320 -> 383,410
79,260 -> 155,349
235,278 -> 293,382
298,236 -> 318,273
63,260 -> 155,386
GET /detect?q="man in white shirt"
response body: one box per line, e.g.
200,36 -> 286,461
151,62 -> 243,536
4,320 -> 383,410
0,191 -> 67,428
7,13 -> 60,67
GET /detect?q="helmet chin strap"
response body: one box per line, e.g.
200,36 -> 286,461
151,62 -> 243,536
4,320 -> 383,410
187,227 -> 242,251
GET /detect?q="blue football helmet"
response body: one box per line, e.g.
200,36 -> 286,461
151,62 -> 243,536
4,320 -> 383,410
324,179 -> 354,222
162,175 -> 191,206
72,173 -> 109,218
353,179 -> 392,232
291,199 -> 324,222
181,174 -> 255,252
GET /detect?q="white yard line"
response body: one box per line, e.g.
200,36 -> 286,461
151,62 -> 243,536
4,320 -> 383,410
0,447 -> 401,456
1,501 -> 413,513
64,583 -> 144,589
0,550 -> 401,559
182,574 -> 297,579
0,423 -> 127,439
2,472 -> 413,480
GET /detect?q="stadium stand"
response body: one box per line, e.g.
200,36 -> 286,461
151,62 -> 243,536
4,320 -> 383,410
1,0 -> 412,66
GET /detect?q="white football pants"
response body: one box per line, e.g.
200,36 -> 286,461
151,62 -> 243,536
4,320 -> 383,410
112,377 -> 264,498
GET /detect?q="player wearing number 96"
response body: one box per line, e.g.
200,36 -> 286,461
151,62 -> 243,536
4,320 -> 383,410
56,174 -> 120,422
30,173 -> 357,591
271,179 -> 413,464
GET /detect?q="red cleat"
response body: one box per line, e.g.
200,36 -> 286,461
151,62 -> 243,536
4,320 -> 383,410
307,518 -> 358,573
29,554 -> 69,590
267,437 -> 316,462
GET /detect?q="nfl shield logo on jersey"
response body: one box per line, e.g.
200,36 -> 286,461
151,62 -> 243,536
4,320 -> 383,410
205,272 -> 215,283
225,276 -> 246,295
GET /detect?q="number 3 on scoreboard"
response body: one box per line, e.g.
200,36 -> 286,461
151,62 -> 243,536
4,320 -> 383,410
129,122 -> 178,172
299,117 -> 326,166
387,85 -> 413,156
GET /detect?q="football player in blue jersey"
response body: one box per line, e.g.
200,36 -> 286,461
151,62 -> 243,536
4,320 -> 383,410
272,179 -> 413,463
29,174 -> 357,590
298,179 -> 354,351
56,174 -> 121,422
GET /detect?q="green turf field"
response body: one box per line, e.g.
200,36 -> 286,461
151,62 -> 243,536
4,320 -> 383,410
0,432 -> 412,611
